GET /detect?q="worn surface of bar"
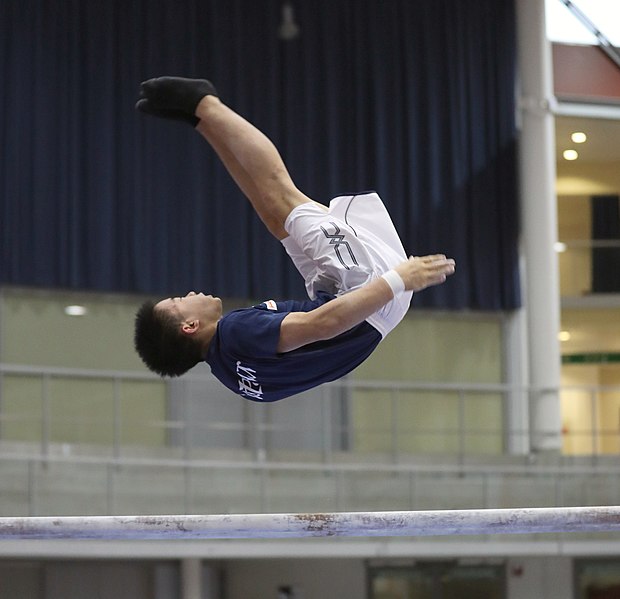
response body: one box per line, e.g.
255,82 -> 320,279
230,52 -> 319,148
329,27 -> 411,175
0,506 -> 619,540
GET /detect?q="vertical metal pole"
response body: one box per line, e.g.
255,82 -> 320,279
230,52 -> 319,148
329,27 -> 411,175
391,388 -> 399,463
458,390 -> 466,463
569,244 -> 579,295
483,473 -> 489,509
340,380 -> 351,452
263,404 -> 271,458
321,386 -> 333,464
0,293 -> 6,442
252,407 -> 266,462
591,388 -> 598,457
184,465 -> 191,515
335,469 -> 343,512
113,378 -> 121,460
183,380 -> 190,462
259,465 -> 267,512
0,288 -> 4,366
180,558 -> 203,599
503,311 -> 530,454
409,471 -> 416,510
28,459 -> 36,516
0,291 -> 6,493
242,402 -> 251,451
250,407 -> 258,460
0,372 -> 4,441
106,462 -> 115,515
41,374 -> 51,459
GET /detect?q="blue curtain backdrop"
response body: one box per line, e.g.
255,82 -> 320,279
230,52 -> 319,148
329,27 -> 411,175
0,0 -> 519,310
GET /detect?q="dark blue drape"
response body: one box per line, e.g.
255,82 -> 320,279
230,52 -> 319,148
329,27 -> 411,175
1,0 -> 520,310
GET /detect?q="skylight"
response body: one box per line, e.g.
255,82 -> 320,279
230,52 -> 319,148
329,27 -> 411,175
546,0 -> 620,46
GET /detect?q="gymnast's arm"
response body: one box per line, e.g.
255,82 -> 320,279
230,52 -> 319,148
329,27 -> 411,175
277,254 -> 455,353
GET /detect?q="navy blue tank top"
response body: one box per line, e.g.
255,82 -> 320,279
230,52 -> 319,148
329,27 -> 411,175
205,292 -> 381,402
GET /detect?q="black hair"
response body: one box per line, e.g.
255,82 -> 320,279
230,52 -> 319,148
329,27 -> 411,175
134,300 -> 202,377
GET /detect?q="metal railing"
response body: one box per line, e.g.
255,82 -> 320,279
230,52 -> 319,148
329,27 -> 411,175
1,363 -> 620,462
2,363 -> 620,518
559,239 -> 620,297
0,363 -> 514,460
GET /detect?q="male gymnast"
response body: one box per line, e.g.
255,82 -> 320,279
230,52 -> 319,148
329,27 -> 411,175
134,77 -> 455,401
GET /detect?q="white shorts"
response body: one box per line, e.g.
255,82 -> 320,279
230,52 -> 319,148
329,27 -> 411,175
281,191 -> 413,338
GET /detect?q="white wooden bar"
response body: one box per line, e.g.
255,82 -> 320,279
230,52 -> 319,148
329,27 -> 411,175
0,506 -> 619,540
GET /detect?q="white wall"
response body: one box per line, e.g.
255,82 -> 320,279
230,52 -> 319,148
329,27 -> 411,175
0,560 -> 166,599
507,557 -> 572,599
225,557 -> 576,599
0,556 -> 588,599
225,558 -> 366,599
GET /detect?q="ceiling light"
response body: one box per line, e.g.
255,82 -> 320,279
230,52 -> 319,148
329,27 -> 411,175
563,149 -> 578,161
64,305 -> 87,316
554,242 -> 567,253
278,2 -> 300,40
558,331 -> 571,342
571,131 -> 587,143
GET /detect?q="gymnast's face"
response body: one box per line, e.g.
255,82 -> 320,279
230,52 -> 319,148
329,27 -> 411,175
155,291 -> 222,334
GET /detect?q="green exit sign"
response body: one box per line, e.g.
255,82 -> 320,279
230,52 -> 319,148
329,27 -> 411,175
562,353 -> 620,364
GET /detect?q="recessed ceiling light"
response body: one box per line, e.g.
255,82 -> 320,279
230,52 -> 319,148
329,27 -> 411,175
64,305 -> 87,316
563,149 -> 578,161
558,331 -> 571,342
571,131 -> 587,144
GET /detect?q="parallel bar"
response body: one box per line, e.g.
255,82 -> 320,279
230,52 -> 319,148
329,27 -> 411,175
0,507 -> 619,540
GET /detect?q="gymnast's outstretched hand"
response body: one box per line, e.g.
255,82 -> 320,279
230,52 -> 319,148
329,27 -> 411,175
393,255 -> 456,292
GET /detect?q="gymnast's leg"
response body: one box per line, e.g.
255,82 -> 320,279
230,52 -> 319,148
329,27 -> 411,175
137,77 -> 323,240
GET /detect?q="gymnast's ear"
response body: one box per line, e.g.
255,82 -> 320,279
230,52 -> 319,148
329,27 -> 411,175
181,320 -> 200,335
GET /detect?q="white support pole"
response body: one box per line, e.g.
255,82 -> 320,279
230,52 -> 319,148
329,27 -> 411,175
516,0 -> 563,452
181,558 -> 203,599
0,507 -> 618,540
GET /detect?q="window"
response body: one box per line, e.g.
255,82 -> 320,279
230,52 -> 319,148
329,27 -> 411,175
368,562 -> 505,599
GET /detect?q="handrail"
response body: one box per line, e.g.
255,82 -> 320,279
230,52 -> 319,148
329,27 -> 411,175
1,450 -> 619,476
0,363 -> 160,381
0,361 -> 543,393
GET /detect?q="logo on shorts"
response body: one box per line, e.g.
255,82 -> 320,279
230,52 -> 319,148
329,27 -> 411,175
236,361 -> 263,400
320,222 -> 359,270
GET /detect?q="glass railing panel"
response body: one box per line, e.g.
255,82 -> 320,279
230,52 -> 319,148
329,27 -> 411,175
463,393 -> 504,454
5,364 -> 620,460
118,380 -> 168,450
485,473 -> 559,509
0,374 -> 44,444
261,469 -> 340,513
31,460 -> 109,516
112,463 -> 186,515
337,471 -> 413,512
48,377 -> 115,448
187,467 -> 263,514
409,473 -> 487,511
0,458 -> 30,516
